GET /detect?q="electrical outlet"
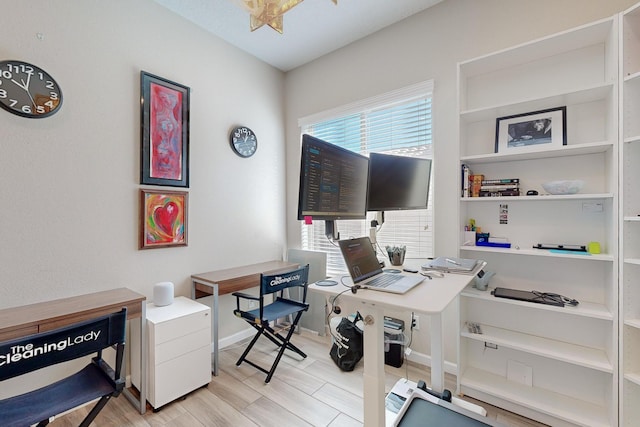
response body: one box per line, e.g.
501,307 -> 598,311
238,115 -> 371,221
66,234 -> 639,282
412,315 -> 420,330
248,301 -> 259,309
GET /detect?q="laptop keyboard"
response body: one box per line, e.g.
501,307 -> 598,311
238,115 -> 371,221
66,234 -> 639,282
367,274 -> 403,288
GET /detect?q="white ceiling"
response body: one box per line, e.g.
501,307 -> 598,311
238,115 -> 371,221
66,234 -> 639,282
152,0 -> 444,72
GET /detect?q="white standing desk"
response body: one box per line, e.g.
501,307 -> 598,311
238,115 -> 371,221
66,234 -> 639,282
309,271 -> 474,427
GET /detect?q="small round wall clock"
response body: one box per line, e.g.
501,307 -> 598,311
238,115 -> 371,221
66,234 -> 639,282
229,126 -> 258,158
0,60 -> 63,118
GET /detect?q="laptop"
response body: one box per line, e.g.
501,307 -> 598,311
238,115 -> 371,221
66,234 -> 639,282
338,237 -> 424,294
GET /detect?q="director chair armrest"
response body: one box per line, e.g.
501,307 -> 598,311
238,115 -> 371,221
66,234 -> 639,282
232,292 -> 260,311
232,292 -> 259,300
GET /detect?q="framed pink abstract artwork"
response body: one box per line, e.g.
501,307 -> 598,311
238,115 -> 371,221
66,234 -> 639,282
140,71 -> 190,187
140,189 -> 188,249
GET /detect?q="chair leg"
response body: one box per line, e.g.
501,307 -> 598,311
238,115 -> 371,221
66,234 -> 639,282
236,325 -> 264,367
261,326 -> 287,348
238,312 -> 308,383
265,328 -> 306,358
265,321 -> 302,383
283,339 -> 307,358
273,312 -> 307,358
79,395 -> 112,427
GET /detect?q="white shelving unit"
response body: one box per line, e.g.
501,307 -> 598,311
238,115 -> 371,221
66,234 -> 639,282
456,16 -> 619,427
619,2 -> 640,425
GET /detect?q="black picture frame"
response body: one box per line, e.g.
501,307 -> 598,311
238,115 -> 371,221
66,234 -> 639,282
495,106 -> 567,154
140,71 -> 190,187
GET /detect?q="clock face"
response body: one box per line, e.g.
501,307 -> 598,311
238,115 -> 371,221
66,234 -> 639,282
0,60 -> 63,118
230,126 -> 257,158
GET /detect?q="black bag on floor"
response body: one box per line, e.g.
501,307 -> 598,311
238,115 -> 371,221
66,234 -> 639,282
329,312 -> 364,371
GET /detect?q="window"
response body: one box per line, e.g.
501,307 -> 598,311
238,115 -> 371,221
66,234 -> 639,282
298,81 -> 434,276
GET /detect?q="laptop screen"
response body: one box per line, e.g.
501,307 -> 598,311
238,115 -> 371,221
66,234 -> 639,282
339,237 -> 383,283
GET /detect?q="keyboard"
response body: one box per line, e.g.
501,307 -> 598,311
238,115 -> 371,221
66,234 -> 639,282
367,274 -> 403,288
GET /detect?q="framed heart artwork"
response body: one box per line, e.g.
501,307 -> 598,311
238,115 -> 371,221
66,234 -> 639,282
140,189 -> 188,249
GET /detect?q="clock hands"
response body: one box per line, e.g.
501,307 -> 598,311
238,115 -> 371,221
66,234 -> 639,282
10,78 -> 25,90
23,71 -> 32,92
10,72 -> 36,108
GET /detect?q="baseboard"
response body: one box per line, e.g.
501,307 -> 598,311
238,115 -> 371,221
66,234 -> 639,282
405,349 -> 458,376
216,328 -> 255,351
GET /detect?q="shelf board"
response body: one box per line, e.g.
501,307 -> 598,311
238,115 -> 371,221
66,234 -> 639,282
623,258 -> 640,265
461,141 -> 613,164
458,18 -> 613,78
623,216 -> 640,222
624,70 -> 640,83
459,83 -> 613,123
460,367 -> 609,427
459,246 -> 614,262
461,324 -> 613,373
461,286 -> 614,321
624,373 -> 640,387
460,193 -> 613,202
623,134 -> 640,144
624,318 -> 640,329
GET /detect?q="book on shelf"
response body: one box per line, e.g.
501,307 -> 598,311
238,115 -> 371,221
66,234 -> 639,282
462,164 -> 471,197
480,184 -> 520,191
479,189 -> 521,197
470,174 -> 484,197
481,178 -> 519,184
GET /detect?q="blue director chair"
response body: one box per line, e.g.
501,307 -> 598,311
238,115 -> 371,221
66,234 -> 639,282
233,265 -> 310,383
0,308 -> 127,427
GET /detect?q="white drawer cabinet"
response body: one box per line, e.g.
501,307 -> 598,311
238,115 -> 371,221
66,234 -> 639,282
131,296 -> 211,410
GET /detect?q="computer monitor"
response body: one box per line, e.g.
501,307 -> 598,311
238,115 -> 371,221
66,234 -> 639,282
367,152 -> 432,212
297,134 -> 369,240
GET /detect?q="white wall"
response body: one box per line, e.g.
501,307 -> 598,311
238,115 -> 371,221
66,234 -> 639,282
284,0 -> 637,362
0,0 -> 286,342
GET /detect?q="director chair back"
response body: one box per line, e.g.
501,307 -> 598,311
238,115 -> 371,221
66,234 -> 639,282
233,265 -> 310,383
0,308 -> 127,427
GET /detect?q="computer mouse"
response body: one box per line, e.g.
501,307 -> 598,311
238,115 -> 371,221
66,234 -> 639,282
526,190 -> 538,196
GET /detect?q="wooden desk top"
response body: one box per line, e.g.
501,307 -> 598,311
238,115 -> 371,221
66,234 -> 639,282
0,287 -> 146,341
191,260 -> 298,297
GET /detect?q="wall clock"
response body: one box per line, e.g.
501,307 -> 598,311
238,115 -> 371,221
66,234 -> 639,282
0,60 -> 63,118
229,126 -> 258,158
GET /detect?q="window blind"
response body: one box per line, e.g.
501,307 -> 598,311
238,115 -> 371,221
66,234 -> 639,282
299,81 -> 434,276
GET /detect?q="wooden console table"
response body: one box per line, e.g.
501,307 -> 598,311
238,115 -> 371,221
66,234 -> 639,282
191,260 -> 298,375
0,287 -> 147,414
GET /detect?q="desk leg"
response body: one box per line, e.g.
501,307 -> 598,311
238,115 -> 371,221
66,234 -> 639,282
212,284 -> 219,376
122,303 -> 147,414
360,304 -> 385,427
192,279 -> 219,376
430,312 -> 444,394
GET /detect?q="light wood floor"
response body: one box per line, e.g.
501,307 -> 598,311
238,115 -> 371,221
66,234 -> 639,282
49,331 -> 547,426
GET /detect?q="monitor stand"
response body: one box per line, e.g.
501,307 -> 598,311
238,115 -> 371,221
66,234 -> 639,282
325,220 -> 339,241
369,211 -> 385,244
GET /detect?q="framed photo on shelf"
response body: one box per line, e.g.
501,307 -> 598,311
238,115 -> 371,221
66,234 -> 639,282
140,189 -> 188,249
140,71 -> 190,187
495,106 -> 566,154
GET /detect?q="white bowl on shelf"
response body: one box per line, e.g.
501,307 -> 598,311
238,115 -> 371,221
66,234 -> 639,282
542,180 -> 584,195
